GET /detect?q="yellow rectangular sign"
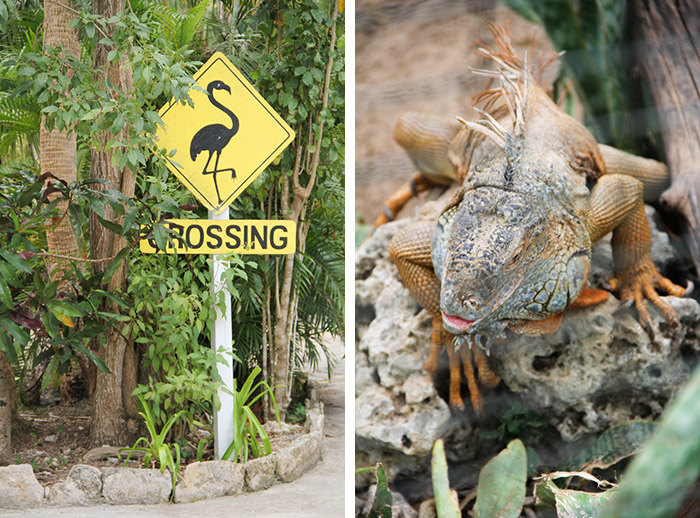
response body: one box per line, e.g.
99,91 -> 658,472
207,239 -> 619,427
140,220 -> 296,255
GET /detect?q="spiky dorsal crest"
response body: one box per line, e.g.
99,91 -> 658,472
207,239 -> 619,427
460,23 -> 563,151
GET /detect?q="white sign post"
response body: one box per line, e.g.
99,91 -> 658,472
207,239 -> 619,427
209,207 -> 234,459
149,52 -> 296,460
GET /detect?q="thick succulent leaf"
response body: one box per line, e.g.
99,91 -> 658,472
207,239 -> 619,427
474,439 -> 527,518
431,439 -> 459,518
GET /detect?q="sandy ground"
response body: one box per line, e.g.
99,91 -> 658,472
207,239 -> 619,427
0,337 -> 345,518
355,0 -> 556,226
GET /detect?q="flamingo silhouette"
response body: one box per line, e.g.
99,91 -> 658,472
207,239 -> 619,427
189,80 -> 239,204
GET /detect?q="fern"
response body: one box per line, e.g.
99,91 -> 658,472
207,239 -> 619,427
0,92 -> 40,158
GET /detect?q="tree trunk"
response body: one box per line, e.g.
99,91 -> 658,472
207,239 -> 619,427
0,353 -> 14,465
271,1 -> 339,416
89,0 -> 137,447
41,0 -> 81,280
631,0 -> 700,275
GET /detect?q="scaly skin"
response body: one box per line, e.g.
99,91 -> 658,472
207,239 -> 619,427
387,24 -> 686,412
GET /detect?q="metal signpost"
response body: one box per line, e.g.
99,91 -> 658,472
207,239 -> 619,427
144,52 -> 295,459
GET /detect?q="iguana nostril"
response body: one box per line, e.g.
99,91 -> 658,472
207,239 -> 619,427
463,296 -> 481,311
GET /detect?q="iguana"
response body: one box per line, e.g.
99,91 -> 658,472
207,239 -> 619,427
386,24 -> 687,412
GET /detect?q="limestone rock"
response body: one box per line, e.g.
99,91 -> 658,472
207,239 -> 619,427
0,464 -> 44,509
275,431 -> 322,483
492,296 -> 700,440
47,464 -> 102,506
305,403 -> 325,435
355,210 -> 700,482
101,467 -> 171,505
244,455 -> 276,491
174,460 -> 244,503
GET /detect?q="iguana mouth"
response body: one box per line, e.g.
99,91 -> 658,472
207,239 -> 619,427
442,312 -> 475,332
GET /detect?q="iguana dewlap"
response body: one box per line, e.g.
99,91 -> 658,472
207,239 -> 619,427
387,25 -> 686,412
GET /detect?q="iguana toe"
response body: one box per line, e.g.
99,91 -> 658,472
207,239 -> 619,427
473,346 -> 499,389
457,345 -> 483,413
609,259 -> 685,328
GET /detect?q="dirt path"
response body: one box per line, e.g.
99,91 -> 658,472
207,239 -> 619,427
0,338 -> 345,518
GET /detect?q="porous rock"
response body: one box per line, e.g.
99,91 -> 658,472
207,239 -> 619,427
305,402 -> 325,435
47,464 -> 102,506
101,467 -> 171,505
275,431 -> 322,483
244,455 -> 276,491
0,464 -> 44,509
355,209 -> 700,481
174,460 -> 244,503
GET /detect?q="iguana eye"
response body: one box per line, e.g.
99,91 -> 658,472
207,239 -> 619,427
510,244 -> 524,265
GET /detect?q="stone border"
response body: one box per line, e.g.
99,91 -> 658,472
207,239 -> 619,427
0,399 -> 324,509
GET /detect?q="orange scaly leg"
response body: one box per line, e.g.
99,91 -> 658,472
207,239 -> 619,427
445,336 -> 465,410
458,345 -> 482,413
423,315 -> 444,373
373,173 -> 440,227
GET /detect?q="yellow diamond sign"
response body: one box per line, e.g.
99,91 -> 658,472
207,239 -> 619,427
156,52 -> 295,214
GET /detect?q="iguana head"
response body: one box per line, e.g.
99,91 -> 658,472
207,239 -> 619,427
432,180 -> 591,338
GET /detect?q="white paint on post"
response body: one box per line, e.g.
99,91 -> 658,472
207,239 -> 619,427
210,207 -> 234,459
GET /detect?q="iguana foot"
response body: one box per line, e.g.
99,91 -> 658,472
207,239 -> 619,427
453,337 -> 501,413
608,259 -> 685,329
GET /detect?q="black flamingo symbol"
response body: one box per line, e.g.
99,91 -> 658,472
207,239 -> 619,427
189,80 -> 239,204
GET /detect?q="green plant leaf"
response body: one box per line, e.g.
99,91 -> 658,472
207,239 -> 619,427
536,472 -> 617,518
368,463 -> 392,518
560,420 -> 657,472
474,439 -> 527,518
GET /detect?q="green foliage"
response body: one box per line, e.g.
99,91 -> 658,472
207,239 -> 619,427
480,401 -> 550,444
128,252 -> 255,434
132,0 -> 211,51
0,173 -> 132,381
505,0 -> 643,152
120,394 -> 189,496
0,91 -> 40,159
221,366 -> 280,463
213,0 -> 345,375
431,439 -> 460,518
285,401 -> 306,425
474,439 -> 527,518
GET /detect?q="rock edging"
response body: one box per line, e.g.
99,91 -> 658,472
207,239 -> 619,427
0,399 -> 324,508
